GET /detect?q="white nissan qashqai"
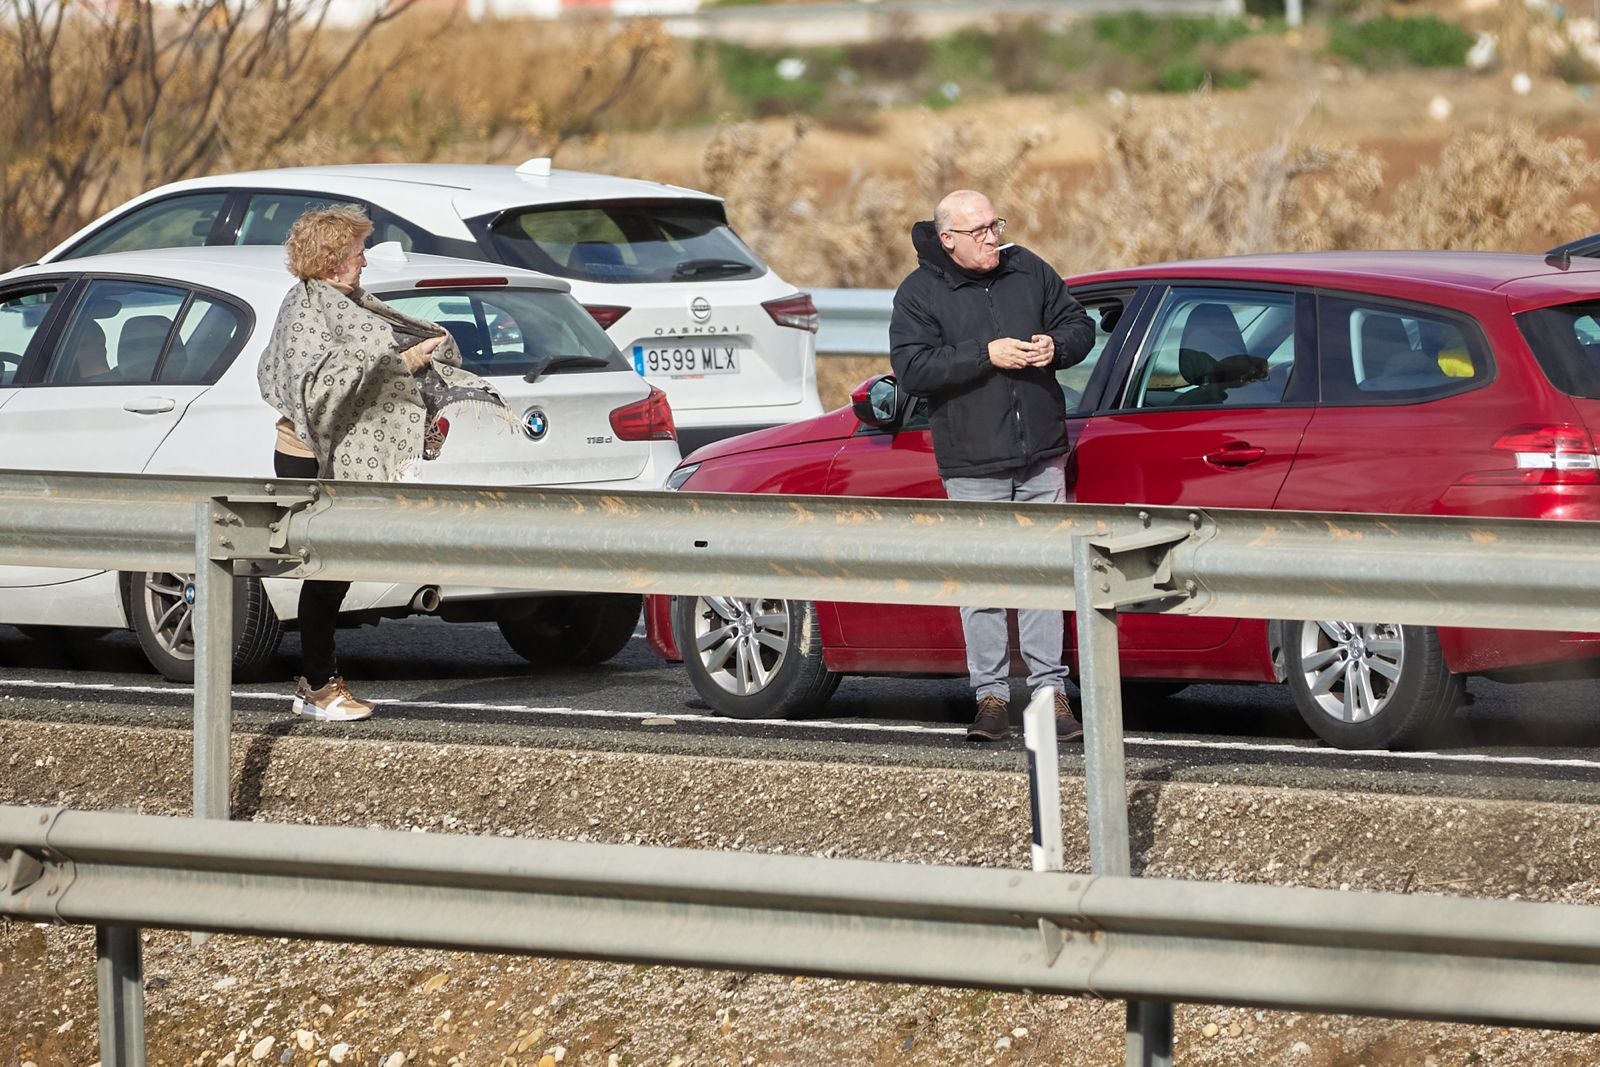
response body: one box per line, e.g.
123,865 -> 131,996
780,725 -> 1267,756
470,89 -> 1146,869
0,244 -> 681,680
34,161 -> 824,452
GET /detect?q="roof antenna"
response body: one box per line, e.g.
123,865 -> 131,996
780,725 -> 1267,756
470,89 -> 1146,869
1547,249 -> 1572,270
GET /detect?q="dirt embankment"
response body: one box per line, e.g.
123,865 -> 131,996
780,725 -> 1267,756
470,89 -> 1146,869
5,718 -> 1600,1066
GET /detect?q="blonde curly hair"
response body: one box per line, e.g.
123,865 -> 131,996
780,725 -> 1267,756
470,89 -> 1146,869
284,205 -> 374,281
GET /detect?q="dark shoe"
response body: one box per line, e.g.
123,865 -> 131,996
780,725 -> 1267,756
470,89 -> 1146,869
1053,691 -> 1084,743
967,694 -> 1010,741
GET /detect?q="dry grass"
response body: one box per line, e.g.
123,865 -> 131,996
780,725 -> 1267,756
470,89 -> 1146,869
688,93 -> 1600,290
3,5 -> 1597,285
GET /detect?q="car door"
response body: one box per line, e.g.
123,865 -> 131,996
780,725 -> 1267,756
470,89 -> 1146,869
1277,292 -> 1499,514
1070,284 -> 1316,650
0,277 -> 223,473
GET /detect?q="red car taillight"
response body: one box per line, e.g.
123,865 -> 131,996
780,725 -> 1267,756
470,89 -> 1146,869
1459,424 -> 1600,485
610,385 -> 676,442
584,304 -> 631,329
762,292 -> 819,332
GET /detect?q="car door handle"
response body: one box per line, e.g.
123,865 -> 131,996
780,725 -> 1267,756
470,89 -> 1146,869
122,397 -> 176,414
1203,443 -> 1267,468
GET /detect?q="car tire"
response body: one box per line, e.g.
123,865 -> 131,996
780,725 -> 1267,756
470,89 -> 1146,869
497,593 -> 642,666
126,571 -> 283,683
673,595 -> 841,719
1281,619 -> 1462,750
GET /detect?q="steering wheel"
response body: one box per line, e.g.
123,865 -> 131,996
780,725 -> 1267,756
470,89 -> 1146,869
0,351 -> 20,384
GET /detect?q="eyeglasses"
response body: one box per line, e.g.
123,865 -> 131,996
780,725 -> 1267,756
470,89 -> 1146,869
945,218 -> 1006,241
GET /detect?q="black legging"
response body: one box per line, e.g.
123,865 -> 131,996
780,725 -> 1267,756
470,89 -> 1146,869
273,451 -> 350,683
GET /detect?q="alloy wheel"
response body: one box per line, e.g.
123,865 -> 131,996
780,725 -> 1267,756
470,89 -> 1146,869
138,570 -> 197,663
689,596 -> 791,696
1295,620 -> 1404,724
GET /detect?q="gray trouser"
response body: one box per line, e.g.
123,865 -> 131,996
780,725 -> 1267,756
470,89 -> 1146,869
941,453 -> 1070,702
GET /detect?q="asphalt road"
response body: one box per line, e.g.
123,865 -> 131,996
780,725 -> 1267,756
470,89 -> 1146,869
5,617 -> 1600,806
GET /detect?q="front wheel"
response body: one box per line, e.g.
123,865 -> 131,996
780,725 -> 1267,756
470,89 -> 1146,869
674,596 -> 840,719
127,571 -> 283,682
497,593 -> 642,666
1281,619 -> 1462,750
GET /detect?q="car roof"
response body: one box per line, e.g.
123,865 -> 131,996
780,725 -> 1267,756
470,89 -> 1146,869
39,163 -> 725,258
4,244 -> 572,303
1071,250 -> 1600,309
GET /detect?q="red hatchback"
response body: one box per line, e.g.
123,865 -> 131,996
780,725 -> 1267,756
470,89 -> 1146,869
648,252 -> 1600,749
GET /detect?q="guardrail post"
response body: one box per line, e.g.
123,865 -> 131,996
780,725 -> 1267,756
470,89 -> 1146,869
193,500 -> 235,822
95,924 -> 146,1066
1073,535 -> 1174,1067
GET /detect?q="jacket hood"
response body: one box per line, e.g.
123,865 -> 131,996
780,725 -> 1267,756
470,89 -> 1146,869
911,219 -> 1010,285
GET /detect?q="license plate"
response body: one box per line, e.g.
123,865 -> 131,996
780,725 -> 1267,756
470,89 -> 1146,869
631,342 -> 741,377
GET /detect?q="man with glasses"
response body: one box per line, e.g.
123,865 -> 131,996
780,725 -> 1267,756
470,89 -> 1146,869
890,189 -> 1094,743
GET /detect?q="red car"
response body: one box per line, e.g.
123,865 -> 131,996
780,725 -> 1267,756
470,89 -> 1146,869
648,251 -> 1600,749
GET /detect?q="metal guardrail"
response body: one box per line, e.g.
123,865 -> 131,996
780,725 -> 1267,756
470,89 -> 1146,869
9,805 -> 1600,1028
4,468 -> 1600,1064
813,287 -> 892,357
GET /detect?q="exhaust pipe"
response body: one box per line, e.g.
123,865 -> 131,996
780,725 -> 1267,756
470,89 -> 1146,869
410,586 -> 442,613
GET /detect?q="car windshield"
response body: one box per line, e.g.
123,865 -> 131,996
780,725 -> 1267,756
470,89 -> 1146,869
1516,300 -> 1600,399
480,200 -> 766,284
379,286 -> 628,378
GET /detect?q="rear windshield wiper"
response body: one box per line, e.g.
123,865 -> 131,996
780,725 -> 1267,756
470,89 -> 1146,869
670,258 -> 752,280
522,354 -> 614,381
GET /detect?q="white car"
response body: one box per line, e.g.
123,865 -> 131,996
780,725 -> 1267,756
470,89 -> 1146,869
36,160 -> 825,452
0,244 -> 681,680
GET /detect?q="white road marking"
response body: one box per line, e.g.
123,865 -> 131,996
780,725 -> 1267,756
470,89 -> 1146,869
6,678 -> 1600,770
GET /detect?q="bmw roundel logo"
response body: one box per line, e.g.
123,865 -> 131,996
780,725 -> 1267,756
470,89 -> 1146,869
690,296 -> 712,323
521,406 -> 548,441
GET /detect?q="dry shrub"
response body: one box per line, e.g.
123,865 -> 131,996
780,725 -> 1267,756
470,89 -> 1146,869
0,3 -> 710,267
1384,125 -> 1600,249
1056,97 -> 1385,272
697,96 -> 1598,290
324,14 -> 713,163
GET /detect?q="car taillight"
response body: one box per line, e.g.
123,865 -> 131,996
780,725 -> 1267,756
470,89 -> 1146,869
610,385 -> 676,442
762,292 -> 818,332
584,304 -> 630,329
1459,424 -> 1600,485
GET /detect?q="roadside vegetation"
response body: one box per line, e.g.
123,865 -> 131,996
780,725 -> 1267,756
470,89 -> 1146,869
1,0 -> 1597,286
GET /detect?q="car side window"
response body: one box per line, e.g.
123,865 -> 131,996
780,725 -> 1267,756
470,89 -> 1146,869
1062,290 -> 1134,413
0,287 -> 61,385
1318,296 -> 1488,403
65,193 -> 227,258
237,194 -> 364,246
1127,288 -> 1297,410
45,280 -> 188,385
162,294 -> 248,384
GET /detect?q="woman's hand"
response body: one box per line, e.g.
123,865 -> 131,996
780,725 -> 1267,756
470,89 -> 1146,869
401,334 -> 447,373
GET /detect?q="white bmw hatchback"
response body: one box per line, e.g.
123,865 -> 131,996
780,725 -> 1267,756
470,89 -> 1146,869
36,161 -> 825,452
0,244 -> 681,680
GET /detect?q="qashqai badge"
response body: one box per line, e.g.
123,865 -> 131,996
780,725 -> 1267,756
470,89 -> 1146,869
521,406 -> 549,441
690,296 -> 712,323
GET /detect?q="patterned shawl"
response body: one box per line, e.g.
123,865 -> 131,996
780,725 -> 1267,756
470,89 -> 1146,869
257,279 -> 499,481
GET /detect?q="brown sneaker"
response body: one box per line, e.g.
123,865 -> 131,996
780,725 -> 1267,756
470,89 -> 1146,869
1054,691 -> 1084,743
967,694 -> 1010,741
293,675 -> 376,721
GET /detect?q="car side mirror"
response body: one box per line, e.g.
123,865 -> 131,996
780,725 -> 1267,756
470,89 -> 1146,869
850,374 -> 906,430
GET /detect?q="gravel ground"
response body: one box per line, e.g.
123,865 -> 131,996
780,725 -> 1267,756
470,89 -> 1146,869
5,718 -> 1600,1066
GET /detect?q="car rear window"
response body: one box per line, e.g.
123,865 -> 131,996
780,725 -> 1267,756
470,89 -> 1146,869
1517,301 -> 1600,398
480,201 -> 766,284
380,286 -> 630,378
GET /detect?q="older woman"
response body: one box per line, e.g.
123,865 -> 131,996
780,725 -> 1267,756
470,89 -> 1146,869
257,205 -> 487,721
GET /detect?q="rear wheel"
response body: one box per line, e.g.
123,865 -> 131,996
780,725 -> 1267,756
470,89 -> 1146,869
497,593 -> 642,666
674,595 -> 840,719
1282,619 -> 1461,750
127,570 -> 283,682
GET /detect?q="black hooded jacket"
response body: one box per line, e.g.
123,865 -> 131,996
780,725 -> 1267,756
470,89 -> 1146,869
889,221 -> 1094,478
